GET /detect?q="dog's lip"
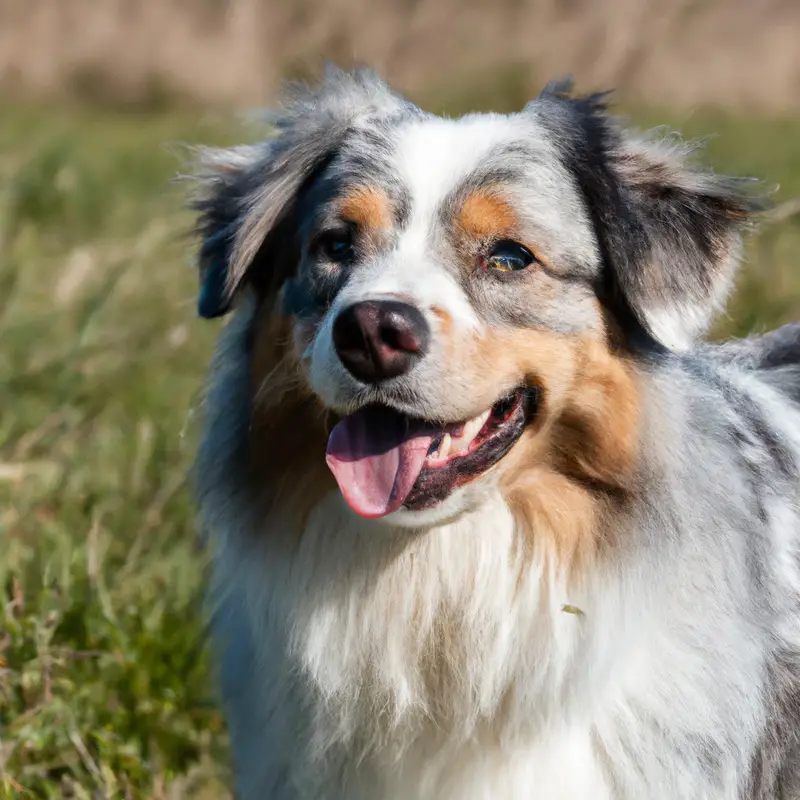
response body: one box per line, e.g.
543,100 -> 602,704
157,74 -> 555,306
400,387 -> 537,510
324,387 -> 537,516
325,390 -> 528,442
422,391 -> 522,466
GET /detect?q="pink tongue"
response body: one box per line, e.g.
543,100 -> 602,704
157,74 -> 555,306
326,406 -> 435,518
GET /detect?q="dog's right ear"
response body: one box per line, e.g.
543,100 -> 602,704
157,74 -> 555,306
191,144 -> 264,318
189,66 -> 410,319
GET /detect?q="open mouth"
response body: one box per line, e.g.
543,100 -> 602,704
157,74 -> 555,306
326,388 -> 537,518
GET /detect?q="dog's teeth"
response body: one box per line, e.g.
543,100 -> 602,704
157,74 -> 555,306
447,410 -> 492,456
455,424 -> 477,451
474,409 -> 490,433
428,409 -> 494,464
463,411 -> 490,444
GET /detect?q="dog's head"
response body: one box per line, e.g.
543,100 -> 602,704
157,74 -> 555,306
192,67 -> 759,530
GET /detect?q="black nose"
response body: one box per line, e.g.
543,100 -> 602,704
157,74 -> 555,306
332,299 -> 430,383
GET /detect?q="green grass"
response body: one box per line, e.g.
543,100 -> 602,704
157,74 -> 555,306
1,98 -> 799,798
0,107 -> 235,799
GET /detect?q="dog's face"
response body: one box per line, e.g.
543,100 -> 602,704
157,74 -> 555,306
193,69 -> 757,531
298,111 -> 608,522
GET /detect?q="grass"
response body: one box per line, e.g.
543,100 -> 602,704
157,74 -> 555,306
1,96 -> 799,798
0,107 -> 236,799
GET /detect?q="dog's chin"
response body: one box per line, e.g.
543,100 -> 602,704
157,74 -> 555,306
324,387 -> 539,521
375,482 -> 498,529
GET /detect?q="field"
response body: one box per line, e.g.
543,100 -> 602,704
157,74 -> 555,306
2,95 -> 800,798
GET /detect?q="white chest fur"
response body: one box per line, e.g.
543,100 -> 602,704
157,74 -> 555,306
212,478 -> 767,799
216,492 -> 644,798
351,729 -> 613,800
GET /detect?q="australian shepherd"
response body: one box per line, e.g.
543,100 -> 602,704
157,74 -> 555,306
189,67 -> 800,798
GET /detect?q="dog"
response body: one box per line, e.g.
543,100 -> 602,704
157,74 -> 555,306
189,66 -> 800,798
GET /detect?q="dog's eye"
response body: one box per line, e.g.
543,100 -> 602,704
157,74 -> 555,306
485,241 -> 536,273
317,228 -> 355,263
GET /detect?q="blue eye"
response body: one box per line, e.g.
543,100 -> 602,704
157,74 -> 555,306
318,228 -> 354,263
485,241 -> 536,273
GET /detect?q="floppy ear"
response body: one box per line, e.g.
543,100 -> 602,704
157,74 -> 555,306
534,81 -> 763,351
191,144 -> 264,318
189,66 -> 409,319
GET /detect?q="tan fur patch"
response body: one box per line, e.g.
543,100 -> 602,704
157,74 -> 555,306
248,299 -> 336,533
430,305 -> 453,330
505,468 -> 602,573
461,327 -> 640,573
456,192 -> 519,240
430,305 -> 455,357
338,185 -> 392,231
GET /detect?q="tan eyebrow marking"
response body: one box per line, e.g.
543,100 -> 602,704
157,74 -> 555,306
455,191 -> 519,239
338,185 -> 393,230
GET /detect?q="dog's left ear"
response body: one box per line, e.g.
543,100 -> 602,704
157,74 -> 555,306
533,83 -> 764,351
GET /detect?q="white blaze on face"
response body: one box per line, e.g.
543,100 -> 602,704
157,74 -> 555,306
346,116 -> 521,333
309,115 -> 519,408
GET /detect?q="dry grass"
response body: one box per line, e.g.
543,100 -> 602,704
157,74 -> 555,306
1,0 -> 800,113
0,94 -> 799,797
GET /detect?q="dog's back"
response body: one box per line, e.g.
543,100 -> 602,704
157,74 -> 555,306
693,324 -> 800,799
698,323 -> 800,416
731,323 -> 800,404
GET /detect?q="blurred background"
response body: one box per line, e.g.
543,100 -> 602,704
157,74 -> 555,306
2,1 -> 800,797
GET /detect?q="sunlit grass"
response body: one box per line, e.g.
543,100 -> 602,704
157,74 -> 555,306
0,109 -> 233,799
1,98 -> 799,797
